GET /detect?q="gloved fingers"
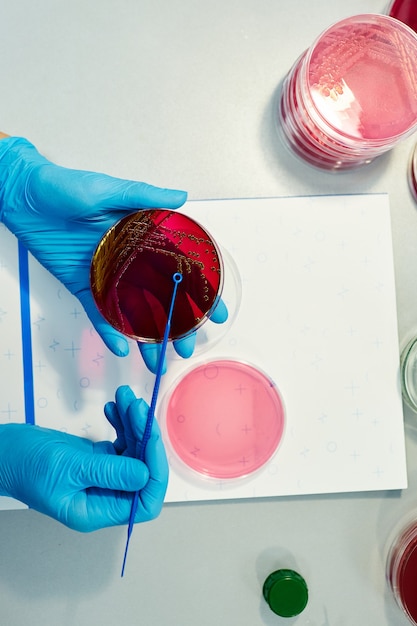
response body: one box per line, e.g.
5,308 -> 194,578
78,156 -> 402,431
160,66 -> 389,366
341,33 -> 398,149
171,299 -> 227,359
137,431 -> 169,521
138,342 -> 166,375
102,179 -> 187,211
208,298 -> 228,324
103,401 -> 126,454
103,401 -> 123,434
113,386 -> 141,457
77,450 -> 150,492
120,398 -> 168,521
25,162 -> 187,217
127,397 -> 161,444
62,489 -> 132,532
114,384 -> 138,414
76,289 -> 130,357
170,298 -> 227,357
70,488 -> 146,531
103,385 -> 142,457
173,332 -> 196,359
78,413 -> 167,528
92,440 -> 118,455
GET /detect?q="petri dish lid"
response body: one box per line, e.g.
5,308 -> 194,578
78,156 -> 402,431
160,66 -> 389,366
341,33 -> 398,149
90,209 -> 224,343
163,359 -> 285,480
304,14 -> 417,143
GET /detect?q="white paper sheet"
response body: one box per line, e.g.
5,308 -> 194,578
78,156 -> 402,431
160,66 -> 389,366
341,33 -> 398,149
0,194 -> 407,507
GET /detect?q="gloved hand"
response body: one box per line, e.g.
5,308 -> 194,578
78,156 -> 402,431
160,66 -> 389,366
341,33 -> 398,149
0,386 -> 168,531
0,135 -> 214,372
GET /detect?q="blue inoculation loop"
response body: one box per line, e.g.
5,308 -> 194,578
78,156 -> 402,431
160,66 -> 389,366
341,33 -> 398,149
121,272 -> 183,578
138,271 -> 183,461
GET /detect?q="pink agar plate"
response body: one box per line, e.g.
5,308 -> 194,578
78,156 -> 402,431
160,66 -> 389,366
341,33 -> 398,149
164,360 -> 285,480
278,13 -> 417,170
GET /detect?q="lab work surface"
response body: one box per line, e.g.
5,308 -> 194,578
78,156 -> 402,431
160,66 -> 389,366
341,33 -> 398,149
0,193 -> 407,503
1,1 -> 417,625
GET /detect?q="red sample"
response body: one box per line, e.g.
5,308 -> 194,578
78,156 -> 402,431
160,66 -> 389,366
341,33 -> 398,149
90,209 -> 224,342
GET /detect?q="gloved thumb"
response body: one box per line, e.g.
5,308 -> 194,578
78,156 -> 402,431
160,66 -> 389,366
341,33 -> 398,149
77,452 -> 150,492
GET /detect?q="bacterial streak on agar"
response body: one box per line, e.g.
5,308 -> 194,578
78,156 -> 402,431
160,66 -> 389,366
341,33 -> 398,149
90,209 -> 224,343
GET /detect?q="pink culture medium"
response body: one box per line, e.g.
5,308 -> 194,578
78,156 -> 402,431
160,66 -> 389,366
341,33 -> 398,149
278,14 -> 417,170
164,359 -> 285,480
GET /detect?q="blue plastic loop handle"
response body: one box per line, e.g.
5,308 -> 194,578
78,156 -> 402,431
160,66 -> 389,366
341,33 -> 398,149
121,272 -> 183,577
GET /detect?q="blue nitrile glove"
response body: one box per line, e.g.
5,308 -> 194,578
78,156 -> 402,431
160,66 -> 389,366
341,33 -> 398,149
0,135 -> 212,372
0,386 -> 168,531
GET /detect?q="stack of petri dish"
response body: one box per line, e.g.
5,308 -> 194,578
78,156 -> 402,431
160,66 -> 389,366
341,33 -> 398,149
278,14 -> 417,170
386,515 -> 417,625
409,142 -> 417,202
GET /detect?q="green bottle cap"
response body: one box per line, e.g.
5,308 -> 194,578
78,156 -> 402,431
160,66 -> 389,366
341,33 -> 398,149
263,569 -> 308,617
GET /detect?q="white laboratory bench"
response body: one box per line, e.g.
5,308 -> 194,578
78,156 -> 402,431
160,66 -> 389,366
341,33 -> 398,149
1,1 -> 417,624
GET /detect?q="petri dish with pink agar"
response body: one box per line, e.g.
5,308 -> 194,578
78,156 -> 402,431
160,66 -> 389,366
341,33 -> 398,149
386,516 -> 417,624
163,359 -> 285,480
277,14 -> 417,170
90,209 -> 224,343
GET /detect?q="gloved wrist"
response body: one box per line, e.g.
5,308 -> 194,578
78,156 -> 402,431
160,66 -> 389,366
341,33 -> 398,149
0,425 -> 8,497
0,136 -> 50,225
0,424 -> 20,498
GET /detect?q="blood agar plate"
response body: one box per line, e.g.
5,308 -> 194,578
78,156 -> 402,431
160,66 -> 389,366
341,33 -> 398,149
90,209 -> 224,343
387,517 -> 417,624
163,359 -> 285,480
387,0 -> 417,33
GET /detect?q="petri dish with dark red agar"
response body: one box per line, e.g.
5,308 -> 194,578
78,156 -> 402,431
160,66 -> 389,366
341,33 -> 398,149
90,209 -> 224,343
387,0 -> 417,33
387,518 -> 417,624
163,359 -> 285,480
